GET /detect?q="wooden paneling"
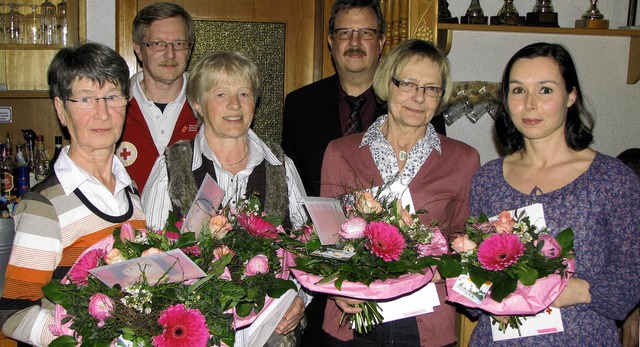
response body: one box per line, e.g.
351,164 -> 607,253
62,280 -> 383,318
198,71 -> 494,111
1,98 -> 66,159
117,0 -> 321,95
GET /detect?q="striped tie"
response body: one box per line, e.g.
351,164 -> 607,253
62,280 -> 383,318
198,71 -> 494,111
344,95 -> 367,135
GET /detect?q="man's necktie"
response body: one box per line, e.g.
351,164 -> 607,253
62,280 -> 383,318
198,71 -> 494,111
344,95 -> 367,136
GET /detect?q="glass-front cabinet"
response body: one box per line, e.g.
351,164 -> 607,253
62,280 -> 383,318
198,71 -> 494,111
0,0 -> 78,94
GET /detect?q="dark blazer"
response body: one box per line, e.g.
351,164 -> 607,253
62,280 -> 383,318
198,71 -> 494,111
281,74 -> 386,197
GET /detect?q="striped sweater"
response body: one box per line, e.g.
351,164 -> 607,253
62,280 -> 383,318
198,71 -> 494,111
0,173 -> 146,346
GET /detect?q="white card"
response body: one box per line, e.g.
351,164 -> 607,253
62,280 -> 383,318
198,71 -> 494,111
492,203 -> 546,230
354,282 -> 440,327
491,307 -> 564,341
376,181 -> 415,213
452,273 -> 492,304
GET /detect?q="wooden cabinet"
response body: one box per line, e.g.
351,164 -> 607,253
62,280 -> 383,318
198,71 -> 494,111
0,0 -> 82,154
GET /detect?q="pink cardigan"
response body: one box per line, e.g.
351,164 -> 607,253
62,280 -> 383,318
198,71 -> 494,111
319,132 -> 480,346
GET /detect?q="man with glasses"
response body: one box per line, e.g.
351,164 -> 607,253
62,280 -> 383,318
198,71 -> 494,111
282,1 -> 386,345
282,0 -> 386,199
116,2 -> 198,192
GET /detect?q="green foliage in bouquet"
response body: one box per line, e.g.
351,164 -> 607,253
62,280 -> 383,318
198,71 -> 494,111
429,210 -> 575,303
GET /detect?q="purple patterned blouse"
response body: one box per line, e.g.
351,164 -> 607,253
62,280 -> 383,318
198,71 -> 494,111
468,152 -> 640,346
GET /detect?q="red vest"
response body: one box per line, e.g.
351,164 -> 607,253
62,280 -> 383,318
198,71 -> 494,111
116,98 -> 198,191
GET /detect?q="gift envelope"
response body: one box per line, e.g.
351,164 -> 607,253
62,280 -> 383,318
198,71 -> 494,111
303,197 -> 347,245
491,307 -> 564,341
182,174 -> 225,237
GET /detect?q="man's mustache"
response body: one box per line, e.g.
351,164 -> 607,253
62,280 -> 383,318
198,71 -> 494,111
344,48 -> 366,56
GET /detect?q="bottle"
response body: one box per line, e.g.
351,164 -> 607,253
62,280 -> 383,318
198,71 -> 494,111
35,135 -> 50,181
51,136 -> 63,165
14,144 -> 30,197
14,144 -> 28,167
1,145 -> 17,198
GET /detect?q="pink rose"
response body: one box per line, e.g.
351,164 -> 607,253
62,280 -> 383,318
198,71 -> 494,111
119,223 -> 136,242
451,234 -> 477,253
340,218 -> 367,239
209,215 -> 232,239
88,293 -> 114,327
104,248 -> 126,265
213,245 -> 235,261
400,209 -> 414,228
245,254 -> 269,276
536,234 -> 562,258
493,211 -> 515,234
355,191 -> 383,214
142,248 -> 163,257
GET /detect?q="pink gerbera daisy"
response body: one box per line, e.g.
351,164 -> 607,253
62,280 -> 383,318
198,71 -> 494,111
237,214 -> 279,239
152,304 -> 209,347
477,233 -> 525,271
68,248 -> 106,286
364,221 -> 406,262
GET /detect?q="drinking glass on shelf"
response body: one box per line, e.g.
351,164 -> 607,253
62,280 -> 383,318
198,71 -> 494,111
466,85 -> 500,123
40,0 -> 56,45
7,3 -> 25,44
56,0 -> 67,45
443,88 -> 473,126
25,4 -> 42,44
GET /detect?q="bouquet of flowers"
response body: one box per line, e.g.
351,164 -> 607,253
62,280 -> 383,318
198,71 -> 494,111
281,189 -> 448,333
43,217 -> 239,347
201,193 -> 298,328
433,209 -> 575,333
43,193 -> 297,347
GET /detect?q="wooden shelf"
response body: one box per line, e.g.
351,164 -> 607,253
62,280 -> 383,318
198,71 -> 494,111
437,24 -> 640,84
0,44 -> 66,50
0,91 -> 50,99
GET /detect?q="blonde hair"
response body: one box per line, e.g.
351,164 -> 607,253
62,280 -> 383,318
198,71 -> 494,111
186,51 -> 261,122
373,39 -> 452,114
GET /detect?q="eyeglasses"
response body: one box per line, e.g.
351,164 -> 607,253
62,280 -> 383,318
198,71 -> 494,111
391,77 -> 444,98
333,28 -> 378,40
66,95 -> 129,109
142,40 -> 192,51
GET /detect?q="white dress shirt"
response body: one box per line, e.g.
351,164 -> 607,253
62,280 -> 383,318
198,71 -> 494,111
142,128 -> 308,230
130,72 -> 189,155
55,146 -> 142,215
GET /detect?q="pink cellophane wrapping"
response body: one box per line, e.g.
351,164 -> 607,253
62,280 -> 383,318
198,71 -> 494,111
446,258 -> 576,315
288,229 -> 448,300
51,235 -> 291,332
232,248 -> 292,329
50,235 -> 115,337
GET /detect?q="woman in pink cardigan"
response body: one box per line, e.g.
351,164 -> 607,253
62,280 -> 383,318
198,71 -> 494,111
319,39 -> 480,347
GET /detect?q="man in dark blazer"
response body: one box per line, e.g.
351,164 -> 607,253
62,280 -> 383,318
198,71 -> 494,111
282,0 -> 387,198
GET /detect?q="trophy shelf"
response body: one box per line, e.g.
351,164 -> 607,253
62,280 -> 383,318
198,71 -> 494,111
437,23 -> 640,84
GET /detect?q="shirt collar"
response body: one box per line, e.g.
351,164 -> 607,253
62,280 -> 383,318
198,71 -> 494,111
130,71 -> 188,106
55,146 -> 132,196
361,115 -> 442,153
192,128 -> 283,171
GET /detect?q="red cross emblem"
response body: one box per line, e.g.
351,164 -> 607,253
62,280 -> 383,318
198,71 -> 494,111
116,141 -> 138,166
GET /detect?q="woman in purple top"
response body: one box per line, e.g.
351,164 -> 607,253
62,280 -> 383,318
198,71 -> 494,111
468,42 -> 640,346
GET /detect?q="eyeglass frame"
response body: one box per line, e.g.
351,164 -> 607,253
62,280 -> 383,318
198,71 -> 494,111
66,95 -> 129,110
142,40 -> 193,51
332,28 -> 378,40
391,77 -> 444,98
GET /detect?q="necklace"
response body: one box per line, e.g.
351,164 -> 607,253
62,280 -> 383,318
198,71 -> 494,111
220,148 -> 249,167
398,150 -> 408,161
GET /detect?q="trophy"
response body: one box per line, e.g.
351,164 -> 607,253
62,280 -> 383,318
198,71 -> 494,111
460,0 -> 488,25
525,0 -> 559,27
438,0 -> 458,23
491,0 -> 524,26
575,0 -> 609,29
